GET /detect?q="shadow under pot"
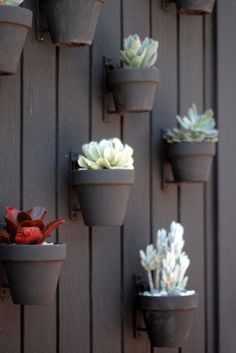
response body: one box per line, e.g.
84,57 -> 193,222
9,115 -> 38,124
72,169 -> 135,226
137,293 -> 198,347
107,67 -> 159,114
0,6 -> 32,75
176,0 -> 215,15
166,142 -> 216,183
0,243 -> 66,305
43,0 -> 104,47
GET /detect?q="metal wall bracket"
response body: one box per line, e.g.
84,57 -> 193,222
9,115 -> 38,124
0,285 -> 10,302
133,275 -> 149,338
36,0 -> 51,42
162,0 -> 176,11
69,152 -> 81,221
103,57 -> 122,123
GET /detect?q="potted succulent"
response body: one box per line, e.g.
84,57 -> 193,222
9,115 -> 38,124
0,0 -> 32,75
107,34 -> 159,113
137,221 -> 198,347
163,104 -> 218,183
72,138 -> 134,226
0,206 -> 66,305
175,0 -> 215,15
42,0 -> 104,47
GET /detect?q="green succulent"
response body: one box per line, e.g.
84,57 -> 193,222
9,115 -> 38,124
78,138 -> 134,170
0,0 -> 24,5
164,104 -> 218,143
120,34 -> 159,69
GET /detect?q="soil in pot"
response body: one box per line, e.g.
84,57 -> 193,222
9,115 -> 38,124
0,243 -> 66,305
0,6 -> 32,75
72,169 -> 134,226
43,0 -> 104,47
137,293 -> 198,347
166,142 -> 216,183
176,0 -> 215,15
107,67 -> 159,114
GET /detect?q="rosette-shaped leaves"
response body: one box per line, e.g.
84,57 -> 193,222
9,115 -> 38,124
0,206 -> 65,245
164,104 -> 218,143
120,34 -> 159,69
78,138 -> 134,170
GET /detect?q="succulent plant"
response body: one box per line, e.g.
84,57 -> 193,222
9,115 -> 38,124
139,221 -> 191,296
120,34 -> 159,69
0,206 -> 65,245
164,104 -> 218,143
0,0 -> 24,5
78,138 -> 134,170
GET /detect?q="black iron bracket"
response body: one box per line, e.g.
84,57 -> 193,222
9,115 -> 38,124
36,0 -> 51,42
103,57 -> 122,123
69,152 -> 81,221
133,275 -> 149,338
162,0 -> 176,11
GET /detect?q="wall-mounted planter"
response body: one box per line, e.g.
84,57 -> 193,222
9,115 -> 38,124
162,0 -> 215,15
166,142 -> 216,183
42,0 -> 104,47
0,6 -> 32,75
137,293 -> 198,347
107,67 -> 159,114
72,169 -> 134,226
0,243 -> 66,305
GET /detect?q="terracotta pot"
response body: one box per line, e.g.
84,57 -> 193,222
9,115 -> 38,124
43,0 -> 104,47
107,67 -> 159,114
176,0 -> 215,15
166,142 -> 216,183
72,169 -> 134,226
0,243 -> 66,305
137,293 -> 198,347
0,6 -> 32,75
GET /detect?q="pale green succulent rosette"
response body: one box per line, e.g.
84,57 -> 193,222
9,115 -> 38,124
0,0 -> 24,5
78,138 -> 134,170
164,104 -> 218,143
120,34 -> 159,69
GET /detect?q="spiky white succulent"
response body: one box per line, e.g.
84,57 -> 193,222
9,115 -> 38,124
0,0 -> 24,5
78,138 -> 134,170
120,34 -> 159,69
164,104 -> 218,143
139,221 -> 192,296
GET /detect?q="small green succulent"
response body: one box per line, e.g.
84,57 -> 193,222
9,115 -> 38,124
120,34 -> 159,69
78,138 -> 134,170
164,104 -> 218,143
0,0 -> 24,5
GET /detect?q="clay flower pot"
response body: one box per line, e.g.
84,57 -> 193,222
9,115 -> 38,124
176,0 -> 215,15
0,6 -> 32,75
137,293 -> 198,347
107,67 -> 159,114
43,0 -> 104,47
0,243 -> 66,305
166,142 -> 216,183
72,169 -> 134,226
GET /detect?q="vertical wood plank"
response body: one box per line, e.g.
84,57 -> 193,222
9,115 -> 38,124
91,1 -> 122,353
22,1 -> 57,352
0,60 -> 21,353
217,0 -> 236,352
179,15 -> 205,353
151,1 -> 178,352
58,46 -> 90,353
122,1 -> 150,353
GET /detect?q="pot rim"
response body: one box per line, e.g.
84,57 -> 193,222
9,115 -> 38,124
108,66 -> 160,84
0,6 -> 32,28
0,243 -> 67,261
72,168 -> 135,185
166,141 -> 216,157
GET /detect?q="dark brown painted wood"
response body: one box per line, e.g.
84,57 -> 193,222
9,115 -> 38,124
217,1 -> 236,352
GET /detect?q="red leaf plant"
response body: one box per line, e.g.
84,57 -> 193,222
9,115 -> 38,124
0,206 -> 65,245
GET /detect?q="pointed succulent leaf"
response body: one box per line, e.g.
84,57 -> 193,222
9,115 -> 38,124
15,227 -> 43,245
0,230 -> 11,244
20,219 -> 45,230
42,219 -> 65,241
16,211 -> 32,224
26,206 -> 47,220
3,0 -> 24,5
5,206 -> 20,223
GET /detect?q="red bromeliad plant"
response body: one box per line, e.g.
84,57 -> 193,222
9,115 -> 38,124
0,206 -> 65,245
